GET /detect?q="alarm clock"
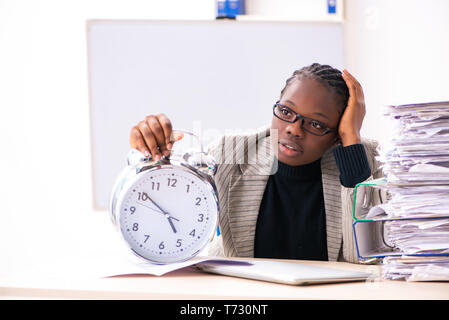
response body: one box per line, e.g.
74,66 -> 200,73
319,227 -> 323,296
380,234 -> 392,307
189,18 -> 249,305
110,130 -> 219,264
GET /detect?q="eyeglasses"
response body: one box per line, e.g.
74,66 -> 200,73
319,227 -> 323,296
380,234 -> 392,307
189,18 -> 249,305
273,102 -> 334,136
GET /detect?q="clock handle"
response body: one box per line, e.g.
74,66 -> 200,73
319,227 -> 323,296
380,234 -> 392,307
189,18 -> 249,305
171,129 -> 218,177
127,129 -> 217,176
127,129 -> 203,165
171,129 -> 204,153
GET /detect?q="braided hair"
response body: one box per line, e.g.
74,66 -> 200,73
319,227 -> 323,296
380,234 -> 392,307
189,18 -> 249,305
280,63 -> 349,112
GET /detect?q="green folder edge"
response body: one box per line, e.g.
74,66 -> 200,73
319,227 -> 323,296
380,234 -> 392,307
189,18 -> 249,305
352,177 -> 387,222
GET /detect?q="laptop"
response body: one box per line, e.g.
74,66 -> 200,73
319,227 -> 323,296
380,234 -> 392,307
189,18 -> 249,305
195,259 -> 373,286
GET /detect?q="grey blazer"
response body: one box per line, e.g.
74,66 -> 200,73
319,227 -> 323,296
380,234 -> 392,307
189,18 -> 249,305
206,125 -> 383,263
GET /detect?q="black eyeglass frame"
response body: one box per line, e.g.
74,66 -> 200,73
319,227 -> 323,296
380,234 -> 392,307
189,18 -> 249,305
272,102 -> 335,136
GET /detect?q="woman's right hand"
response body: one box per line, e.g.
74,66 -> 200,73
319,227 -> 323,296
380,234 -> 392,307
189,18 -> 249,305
129,114 -> 183,160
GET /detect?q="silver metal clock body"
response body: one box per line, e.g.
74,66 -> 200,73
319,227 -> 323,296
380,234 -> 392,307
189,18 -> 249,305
110,133 -> 219,264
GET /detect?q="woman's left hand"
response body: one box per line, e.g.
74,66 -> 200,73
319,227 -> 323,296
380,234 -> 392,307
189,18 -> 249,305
338,69 -> 366,146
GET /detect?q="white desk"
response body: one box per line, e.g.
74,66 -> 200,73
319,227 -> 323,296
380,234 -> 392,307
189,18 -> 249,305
1,258 -> 448,300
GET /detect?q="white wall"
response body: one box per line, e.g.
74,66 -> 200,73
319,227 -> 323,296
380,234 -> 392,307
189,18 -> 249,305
343,0 -> 449,146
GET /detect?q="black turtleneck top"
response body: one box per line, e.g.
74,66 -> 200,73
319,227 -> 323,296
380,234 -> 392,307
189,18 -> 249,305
254,144 -> 371,260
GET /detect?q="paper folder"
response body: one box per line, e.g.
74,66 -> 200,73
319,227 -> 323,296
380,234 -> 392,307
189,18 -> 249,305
353,217 -> 449,259
352,178 -> 449,260
352,177 -> 388,221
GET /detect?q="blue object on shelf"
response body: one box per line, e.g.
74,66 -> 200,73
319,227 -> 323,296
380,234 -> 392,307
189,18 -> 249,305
328,0 -> 337,14
216,0 -> 245,19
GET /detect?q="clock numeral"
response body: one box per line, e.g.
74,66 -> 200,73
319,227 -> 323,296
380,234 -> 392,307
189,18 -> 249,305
132,223 -> 139,231
198,214 -> 204,222
167,178 -> 177,187
129,206 -> 136,214
151,182 -> 160,191
144,234 -> 150,243
138,191 -> 153,201
189,229 -> 196,237
195,197 -> 201,206
159,241 -> 165,249
176,239 -> 182,247
186,184 -> 190,193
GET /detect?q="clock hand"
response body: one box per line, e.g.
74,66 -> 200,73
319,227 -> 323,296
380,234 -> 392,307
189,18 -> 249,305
167,216 -> 177,234
137,197 -> 180,234
144,196 -> 168,215
137,202 -> 179,221
136,201 -> 165,214
138,201 -> 180,224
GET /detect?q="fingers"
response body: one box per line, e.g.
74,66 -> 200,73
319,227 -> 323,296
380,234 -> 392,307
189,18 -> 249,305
157,113 -> 173,148
130,126 -> 151,157
168,131 -> 184,150
146,115 -> 169,157
139,119 -> 163,159
129,114 -> 179,160
342,69 -> 365,100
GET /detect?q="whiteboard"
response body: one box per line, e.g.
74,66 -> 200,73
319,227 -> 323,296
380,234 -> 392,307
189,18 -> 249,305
87,19 -> 344,209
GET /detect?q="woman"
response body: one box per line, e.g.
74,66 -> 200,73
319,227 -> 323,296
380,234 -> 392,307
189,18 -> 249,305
129,63 -> 383,263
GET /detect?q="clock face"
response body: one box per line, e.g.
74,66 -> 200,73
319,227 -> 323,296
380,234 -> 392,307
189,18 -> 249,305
117,165 -> 218,264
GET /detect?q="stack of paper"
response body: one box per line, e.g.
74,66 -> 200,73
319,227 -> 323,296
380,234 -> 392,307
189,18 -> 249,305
382,256 -> 449,282
384,218 -> 449,255
374,101 -> 449,281
366,184 -> 449,219
378,101 -> 449,185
